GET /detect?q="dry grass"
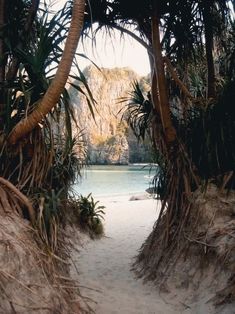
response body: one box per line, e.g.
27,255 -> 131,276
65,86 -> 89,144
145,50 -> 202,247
0,210 -> 83,314
135,184 -> 235,310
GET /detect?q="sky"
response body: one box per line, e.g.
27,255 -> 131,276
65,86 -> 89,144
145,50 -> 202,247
47,0 -> 150,76
77,31 -> 150,76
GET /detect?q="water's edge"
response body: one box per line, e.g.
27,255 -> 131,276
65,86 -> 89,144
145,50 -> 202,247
73,165 -> 156,197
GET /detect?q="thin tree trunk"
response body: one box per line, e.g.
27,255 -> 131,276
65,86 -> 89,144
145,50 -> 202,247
151,12 -> 176,144
112,24 -> 151,53
24,0 -> 39,32
151,70 -> 160,113
148,50 -> 160,113
8,0 -> 85,144
163,56 -> 193,100
0,0 -> 4,82
0,0 -> 5,123
6,0 -> 40,81
203,1 -> 216,98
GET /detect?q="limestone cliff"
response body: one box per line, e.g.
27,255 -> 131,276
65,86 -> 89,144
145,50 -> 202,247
70,66 -> 151,164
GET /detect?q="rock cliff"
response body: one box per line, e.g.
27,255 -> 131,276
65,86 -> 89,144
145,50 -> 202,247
70,66 -> 151,164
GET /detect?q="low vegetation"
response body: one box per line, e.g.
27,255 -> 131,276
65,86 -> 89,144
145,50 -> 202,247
68,193 -> 105,238
78,193 -> 105,236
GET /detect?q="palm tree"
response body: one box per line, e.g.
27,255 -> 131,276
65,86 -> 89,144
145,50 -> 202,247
8,0 -> 85,144
85,0 -> 235,288
0,0 -> 91,245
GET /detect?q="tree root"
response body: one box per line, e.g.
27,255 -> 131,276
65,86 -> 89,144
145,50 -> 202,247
0,177 -> 35,223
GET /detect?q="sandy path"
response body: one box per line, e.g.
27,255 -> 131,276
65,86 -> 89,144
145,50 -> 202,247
72,194 -> 179,314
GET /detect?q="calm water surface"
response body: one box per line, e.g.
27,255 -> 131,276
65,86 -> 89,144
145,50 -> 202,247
73,165 -> 156,197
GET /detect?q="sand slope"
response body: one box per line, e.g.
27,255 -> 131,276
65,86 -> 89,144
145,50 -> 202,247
71,195 -> 180,313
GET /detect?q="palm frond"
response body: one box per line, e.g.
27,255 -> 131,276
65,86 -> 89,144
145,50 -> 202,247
120,81 -> 153,141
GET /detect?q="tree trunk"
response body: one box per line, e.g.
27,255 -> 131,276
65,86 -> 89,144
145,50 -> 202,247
151,12 -> 176,144
8,0 -> 85,144
0,0 -> 5,127
6,0 -> 40,81
0,0 -> 4,82
147,50 -> 160,113
203,1 -> 216,99
163,56 -> 193,100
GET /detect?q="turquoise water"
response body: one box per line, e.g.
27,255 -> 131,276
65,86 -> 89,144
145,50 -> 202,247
73,165 -> 155,197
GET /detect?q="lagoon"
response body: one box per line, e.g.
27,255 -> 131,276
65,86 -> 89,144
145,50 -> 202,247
73,165 -> 156,197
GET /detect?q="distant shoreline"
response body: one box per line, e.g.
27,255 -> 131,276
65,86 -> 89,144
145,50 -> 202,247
86,163 -> 157,167
75,164 -> 157,199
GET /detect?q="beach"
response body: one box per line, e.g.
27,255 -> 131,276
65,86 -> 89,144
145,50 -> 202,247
71,194 -> 179,314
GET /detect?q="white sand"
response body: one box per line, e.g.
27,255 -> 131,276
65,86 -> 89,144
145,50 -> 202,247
71,194 -> 181,314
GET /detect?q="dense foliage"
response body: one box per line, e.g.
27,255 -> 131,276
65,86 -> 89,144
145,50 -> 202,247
84,0 -> 235,286
0,0 -> 91,248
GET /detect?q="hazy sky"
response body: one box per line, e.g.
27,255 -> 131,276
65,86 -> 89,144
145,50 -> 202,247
47,0 -> 150,76
78,30 -> 150,76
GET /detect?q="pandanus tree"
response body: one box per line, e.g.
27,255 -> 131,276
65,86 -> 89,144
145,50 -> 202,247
8,0 -> 85,144
85,0 -> 235,284
0,0 -> 91,244
84,0 -> 230,142
0,3 -> 93,310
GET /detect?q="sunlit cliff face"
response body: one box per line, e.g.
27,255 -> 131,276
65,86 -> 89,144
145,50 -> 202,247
70,65 -> 151,164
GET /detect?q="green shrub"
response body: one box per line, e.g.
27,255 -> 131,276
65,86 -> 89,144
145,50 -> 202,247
79,193 -> 105,236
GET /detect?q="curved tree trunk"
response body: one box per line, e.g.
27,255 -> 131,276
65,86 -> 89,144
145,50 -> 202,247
112,24 -> 151,53
202,1 -> 216,99
151,12 -> 176,145
0,0 -> 5,83
163,56 -> 193,100
0,0 -> 5,129
6,0 -> 40,81
8,0 -> 85,144
148,50 -> 160,113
